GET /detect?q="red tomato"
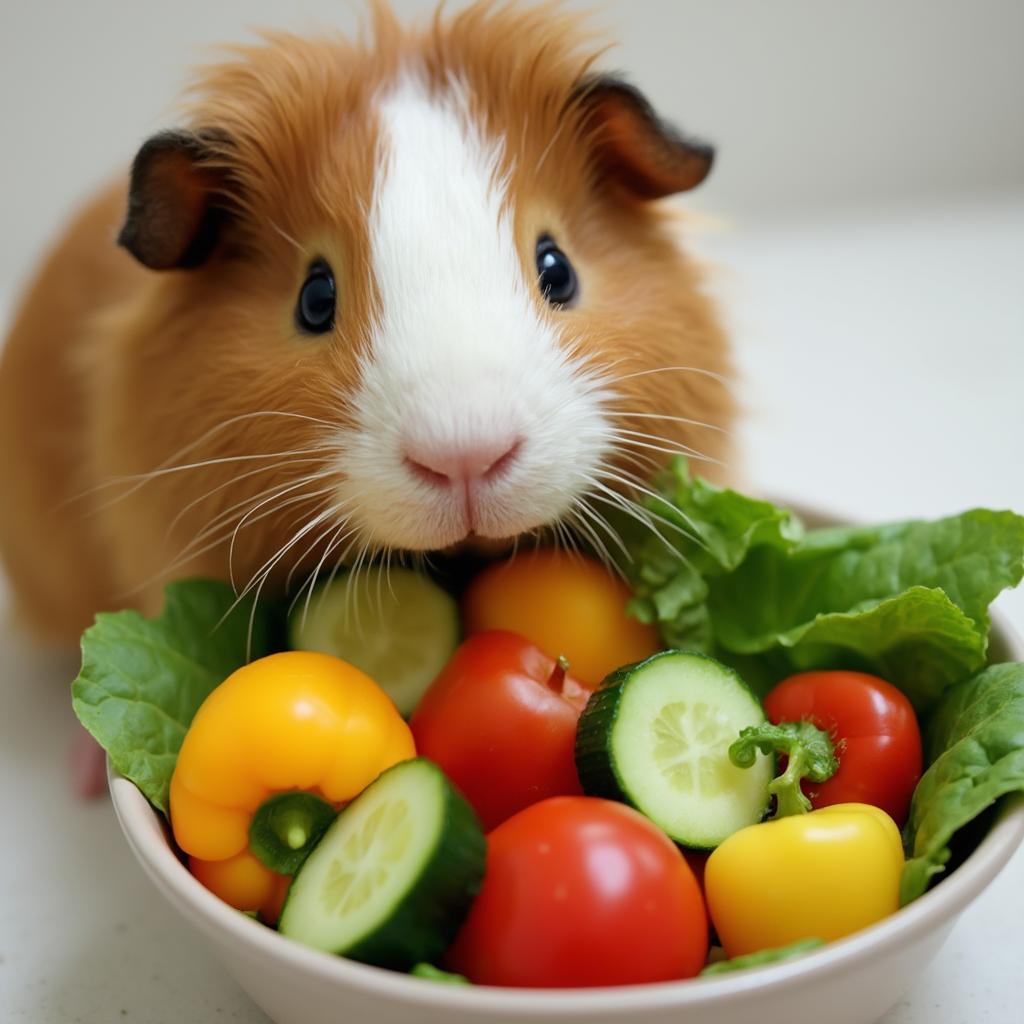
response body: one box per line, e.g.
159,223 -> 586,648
410,631 -> 593,831
764,670 -> 923,824
446,797 -> 708,987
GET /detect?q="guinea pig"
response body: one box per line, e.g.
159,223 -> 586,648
0,1 -> 732,648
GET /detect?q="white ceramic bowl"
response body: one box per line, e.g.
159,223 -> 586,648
107,504 -> 1024,1024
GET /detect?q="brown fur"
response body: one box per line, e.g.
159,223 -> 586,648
0,1 -> 733,647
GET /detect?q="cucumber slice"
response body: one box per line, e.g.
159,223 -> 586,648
575,650 -> 773,848
278,758 -> 485,969
289,568 -> 459,716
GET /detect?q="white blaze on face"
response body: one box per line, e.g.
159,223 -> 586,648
334,76 -> 611,550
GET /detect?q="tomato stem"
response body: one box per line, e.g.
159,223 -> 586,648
546,655 -> 571,694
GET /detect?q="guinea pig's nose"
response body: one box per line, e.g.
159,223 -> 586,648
404,436 -> 521,488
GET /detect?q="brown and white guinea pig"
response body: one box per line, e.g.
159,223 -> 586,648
0,1 -> 732,648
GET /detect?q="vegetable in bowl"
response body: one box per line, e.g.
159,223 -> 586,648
73,459 -> 1024,988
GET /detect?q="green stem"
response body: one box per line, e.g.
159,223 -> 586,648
769,745 -> 813,817
249,791 -> 337,875
728,719 -> 838,819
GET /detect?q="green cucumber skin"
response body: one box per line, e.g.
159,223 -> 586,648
344,771 -> 485,970
574,664 -> 634,804
574,650 -> 768,849
280,759 -> 485,971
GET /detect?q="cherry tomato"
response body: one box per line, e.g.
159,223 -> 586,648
463,548 -> 660,685
410,631 -> 592,830
764,671 -> 922,824
446,797 -> 708,987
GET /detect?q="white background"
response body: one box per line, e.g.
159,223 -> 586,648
1,2 -> 1022,1022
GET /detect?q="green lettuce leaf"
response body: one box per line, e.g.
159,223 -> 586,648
710,510 -> 1024,653
619,460 -> 1024,711
900,663 -> 1024,904
622,458 -> 803,650
751,587 -> 986,711
71,579 -> 277,814
700,938 -> 825,976
410,963 -> 472,985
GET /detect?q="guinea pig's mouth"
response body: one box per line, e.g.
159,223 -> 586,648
444,532 -> 516,556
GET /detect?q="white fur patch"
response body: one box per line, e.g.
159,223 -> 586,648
334,76 -> 611,550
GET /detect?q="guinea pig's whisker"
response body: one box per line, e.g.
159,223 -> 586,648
211,472 -> 339,539
172,471 -> 335,558
580,496 -> 633,563
65,408 -> 338,506
286,527 -> 347,620
107,447 -> 331,489
343,536 -> 376,637
231,504 -> 340,616
227,484 -> 339,592
374,545 -> 393,623
284,518 -> 345,597
587,488 -> 676,560
610,410 -> 733,436
129,482 -> 334,599
567,498 -> 628,570
83,446 -> 333,519
284,498 -> 364,597
608,430 -> 723,468
314,527 -> 367,617
567,512 -> 616,575
164,456 -> 330,540
609,448 -> 664,478
611,365 -> 730,388
383,548 -> 400,603
586,478 -> 699,556
609,426 -> 711,457
598,469 -> 709,549
292,521 -> 364,629
549,517 -> 572,560
119,488 -> 320,599
185,476 -> 329,576
594,469 -> 686,520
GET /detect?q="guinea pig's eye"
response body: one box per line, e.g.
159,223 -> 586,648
535,235 -> 578,308
295,259 -> 336,334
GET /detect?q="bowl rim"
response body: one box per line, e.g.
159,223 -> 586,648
111,768 -> 1024,1016
107,499 -> 1024,1016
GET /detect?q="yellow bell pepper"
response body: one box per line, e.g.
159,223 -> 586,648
170,651 -> 415,916
188,848 -> 291,924
704,803 -> 904,957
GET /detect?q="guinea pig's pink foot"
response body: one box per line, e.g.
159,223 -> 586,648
71,725 -> 108,799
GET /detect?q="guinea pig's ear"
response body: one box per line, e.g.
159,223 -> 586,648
117,129 -> 231,270
572,75 -> 714,199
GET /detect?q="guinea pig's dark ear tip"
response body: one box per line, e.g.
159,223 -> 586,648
573,73 -> 715,199
118,128 -> 227,271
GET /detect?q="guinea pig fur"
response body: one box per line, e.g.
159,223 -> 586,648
0,1 -> 733,647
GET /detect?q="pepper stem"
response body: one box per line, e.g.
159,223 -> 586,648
769,745 -> 813,817
546,655 -> 571,694
249,791 -> 337,875
285,823 -> 309,850
728,719 -> 839,819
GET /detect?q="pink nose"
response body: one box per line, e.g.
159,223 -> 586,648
404,436 -> 521,487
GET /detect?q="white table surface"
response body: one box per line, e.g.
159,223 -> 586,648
2,190 -> 1022,1023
